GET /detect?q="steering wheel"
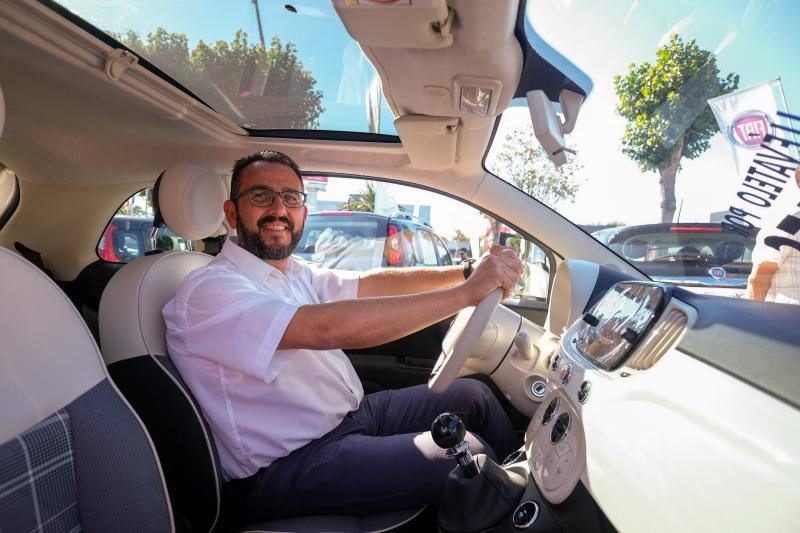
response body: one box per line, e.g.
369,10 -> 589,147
428,288 -> 503,393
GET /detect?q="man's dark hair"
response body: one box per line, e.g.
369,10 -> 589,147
230,150 -> 303,200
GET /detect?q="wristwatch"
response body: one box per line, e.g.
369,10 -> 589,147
462,259 -> 476,280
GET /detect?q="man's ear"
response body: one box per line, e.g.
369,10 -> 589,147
223,199 -> 237,230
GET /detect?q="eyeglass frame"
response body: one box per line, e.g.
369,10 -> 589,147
231,186 -> 308,208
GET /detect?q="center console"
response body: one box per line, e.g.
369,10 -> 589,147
437,281 -> 694,532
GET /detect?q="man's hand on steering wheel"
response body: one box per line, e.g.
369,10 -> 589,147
462,245 -> 524,303
428,246 -> 523,393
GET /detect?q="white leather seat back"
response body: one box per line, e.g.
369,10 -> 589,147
100,251 -> 211,363
99,160 -> 226,363
1,247 -> 107,441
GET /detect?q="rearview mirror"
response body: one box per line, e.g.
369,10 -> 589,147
526,89 -> 583,167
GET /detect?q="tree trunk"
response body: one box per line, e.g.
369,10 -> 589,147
657,136 -> 684,223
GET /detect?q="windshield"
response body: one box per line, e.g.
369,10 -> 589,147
487,0 -> 800,303
54,0 -> 397,134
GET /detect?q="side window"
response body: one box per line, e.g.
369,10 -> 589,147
433,235 -> 453,266
298,175 -> 553,304
416,230 -> 439,266
502,231 -> 550,302
97,188 -> 190,263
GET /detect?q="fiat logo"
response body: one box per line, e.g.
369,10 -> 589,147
728,111 -> 774,149
709,267 -> 727,280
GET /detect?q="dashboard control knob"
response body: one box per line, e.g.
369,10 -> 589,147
560,363 -> 573,384
541,396 -> 559,425
550,353 -> 561,372
577,380 -> 591,404
550,412 -> 571,443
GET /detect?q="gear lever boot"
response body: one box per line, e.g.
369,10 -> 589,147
432,413 -> 527,533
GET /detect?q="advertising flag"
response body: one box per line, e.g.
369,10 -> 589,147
709,80 -> 800,304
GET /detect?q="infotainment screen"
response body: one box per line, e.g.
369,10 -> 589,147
571,282 -> 666,370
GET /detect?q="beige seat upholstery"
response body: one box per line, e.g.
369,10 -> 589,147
99,161 -> 426,532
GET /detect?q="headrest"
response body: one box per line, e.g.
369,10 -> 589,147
99,251 -> 213,365
0,247 -> 106,442
157,161 -> 227,241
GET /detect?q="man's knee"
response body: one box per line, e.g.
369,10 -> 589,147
451,378 -> 495,407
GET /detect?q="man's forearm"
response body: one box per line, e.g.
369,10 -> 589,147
357,266 -> 465,297
746,261 -> 779,301
280,285 -> 470,350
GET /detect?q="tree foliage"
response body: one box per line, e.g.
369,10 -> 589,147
489,125 -> 583,209
340,182 -> 376,212
615,35 -> 739,171
113,28 -> 324,129
614,34 -> 739,221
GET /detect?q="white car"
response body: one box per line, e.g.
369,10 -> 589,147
0,1 -> 798,532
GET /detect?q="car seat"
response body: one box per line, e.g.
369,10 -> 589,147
0,248 -> 174,532
98,161 -> 426,532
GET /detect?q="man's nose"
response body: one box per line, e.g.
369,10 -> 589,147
264,196 -> 290,218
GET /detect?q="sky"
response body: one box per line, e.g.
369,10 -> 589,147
59,0 -> 800,232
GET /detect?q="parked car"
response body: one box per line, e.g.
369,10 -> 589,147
602,223 -> 755,290
97,215 -> 189,263
295,211 -> 452,270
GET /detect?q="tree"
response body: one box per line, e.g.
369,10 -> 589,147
340,182 -> 376,212
113,29 -> 323,129
451,229 -> 469,243
490,125 -> 583,208
614,34 -> 739,223
487,124 -> 583,260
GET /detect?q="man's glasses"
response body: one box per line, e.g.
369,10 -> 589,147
232,187 -> 307,208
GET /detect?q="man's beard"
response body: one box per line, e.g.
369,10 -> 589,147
236,213 -> 303,260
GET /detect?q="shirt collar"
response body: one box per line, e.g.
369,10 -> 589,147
220,236 -> 300,286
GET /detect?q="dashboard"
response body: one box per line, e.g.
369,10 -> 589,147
524,280 -> 696,505
475,260 -> 800,532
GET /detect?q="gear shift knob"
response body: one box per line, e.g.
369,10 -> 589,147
431,413 -> 479,478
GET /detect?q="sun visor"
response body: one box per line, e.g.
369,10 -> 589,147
333,0 -> 453,49
395,115 -> 459,170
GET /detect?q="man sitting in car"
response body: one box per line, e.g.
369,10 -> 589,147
162,150 -> 522,521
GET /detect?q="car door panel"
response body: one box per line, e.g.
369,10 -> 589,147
344,316 -> 453,391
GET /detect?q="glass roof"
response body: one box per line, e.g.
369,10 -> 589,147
54,0 -> 398,135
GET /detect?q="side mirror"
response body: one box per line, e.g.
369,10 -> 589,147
526,89 -> 584,167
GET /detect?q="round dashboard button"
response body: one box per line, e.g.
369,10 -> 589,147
551,353 -> 561,372
560,363 -> 573,385
577,380 -> 591,404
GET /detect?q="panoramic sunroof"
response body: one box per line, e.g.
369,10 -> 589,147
53,0 -> 398,136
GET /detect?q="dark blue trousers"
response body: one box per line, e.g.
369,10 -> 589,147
242,378 -> 520,520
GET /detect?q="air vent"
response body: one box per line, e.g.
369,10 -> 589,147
626,307 -> 689,370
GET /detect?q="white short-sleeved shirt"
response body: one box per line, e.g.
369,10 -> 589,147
162,237 -> 364,479
752,208 -> 800,304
